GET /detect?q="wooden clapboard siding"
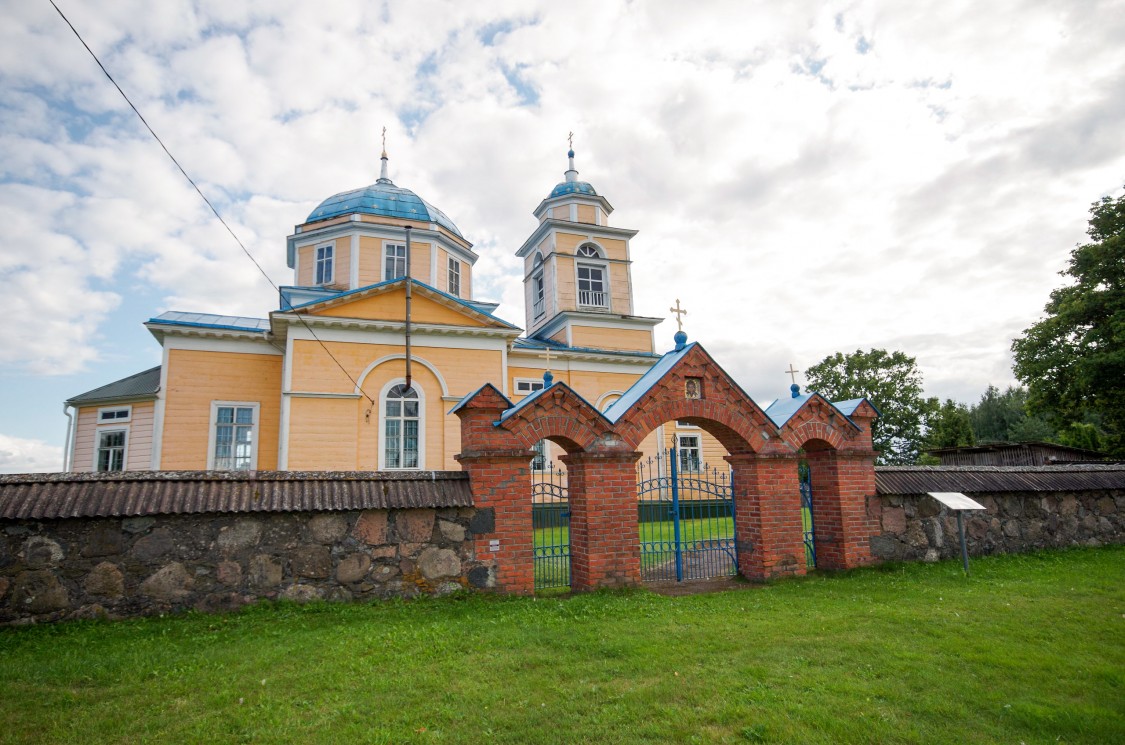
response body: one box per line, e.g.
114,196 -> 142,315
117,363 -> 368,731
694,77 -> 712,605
569,325 -> 651,352
160,350 -> 282,470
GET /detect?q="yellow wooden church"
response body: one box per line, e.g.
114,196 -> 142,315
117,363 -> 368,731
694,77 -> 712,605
64,145 -> 725,473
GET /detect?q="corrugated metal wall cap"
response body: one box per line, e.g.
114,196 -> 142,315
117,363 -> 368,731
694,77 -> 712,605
875,464 -> 1125,495
0,470 -> 472,520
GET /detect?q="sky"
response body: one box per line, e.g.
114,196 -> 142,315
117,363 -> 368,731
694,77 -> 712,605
1,0 -> 1123,473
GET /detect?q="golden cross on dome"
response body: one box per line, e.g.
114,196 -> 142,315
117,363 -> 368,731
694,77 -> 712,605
568,131 -> 574,149
785,364 -> 800,385
539,347 -> 553,371
669,299 -> 688,332
381,126 -> 387,157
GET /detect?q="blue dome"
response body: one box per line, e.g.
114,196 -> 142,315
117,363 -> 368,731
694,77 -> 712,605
306,180 -> 464,239
548,181 -> 598,198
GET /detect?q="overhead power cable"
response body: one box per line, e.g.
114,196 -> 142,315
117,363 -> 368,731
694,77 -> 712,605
48,0 -> 374,407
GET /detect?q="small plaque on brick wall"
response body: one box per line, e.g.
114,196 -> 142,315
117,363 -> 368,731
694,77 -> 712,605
685,377 -> 702,400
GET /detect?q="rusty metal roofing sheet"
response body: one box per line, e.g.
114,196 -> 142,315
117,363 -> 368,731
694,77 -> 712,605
876,465 -> 1125,495
0,471 -> 473,521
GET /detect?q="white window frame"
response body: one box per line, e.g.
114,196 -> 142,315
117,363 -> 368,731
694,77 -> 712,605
532,253 -> 546,319
97,405 -> 132,424
675,420 -> 700,429
447,256 -> 461,297
514,378 -> 546,395
93,427 -> 129,472
206,401 -> 260,471
676,433 -> 702,473
531,439 -> 549,471
315,242 -> 334,285
383,242 -> 407,281
575,244 -> 609,310
378,379 -> 426,470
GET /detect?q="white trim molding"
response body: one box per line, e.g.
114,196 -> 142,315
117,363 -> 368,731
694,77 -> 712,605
355,354 -> 451,398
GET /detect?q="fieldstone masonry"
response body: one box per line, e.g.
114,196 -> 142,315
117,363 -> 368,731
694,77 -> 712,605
868,490 -> 1124,562
1,506 -> 489,625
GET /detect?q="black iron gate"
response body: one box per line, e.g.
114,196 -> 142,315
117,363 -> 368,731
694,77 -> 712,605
800,462 -> 816,568
637,447 -> 737,581
532,460 -> 570,590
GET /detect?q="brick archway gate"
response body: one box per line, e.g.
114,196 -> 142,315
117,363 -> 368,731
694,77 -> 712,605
454,340 -> 879,594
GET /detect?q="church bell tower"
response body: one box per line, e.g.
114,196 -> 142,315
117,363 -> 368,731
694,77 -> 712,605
515,142 -> 660,353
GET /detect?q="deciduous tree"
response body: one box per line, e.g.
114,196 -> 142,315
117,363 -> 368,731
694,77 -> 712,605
804,348 -> 926,464
968,385 -> 1055,443
924,398 -> 976,450
1012,189 -> 1124,456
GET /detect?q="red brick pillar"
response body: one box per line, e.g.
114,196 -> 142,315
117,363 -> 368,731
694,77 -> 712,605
454,386 -> 535,594
455,453 -> 536,594
561,451 -> 642,591
805,449 -> 877,570
727,453 -> 806,580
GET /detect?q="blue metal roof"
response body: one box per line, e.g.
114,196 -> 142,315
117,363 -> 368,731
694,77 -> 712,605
763,393 -> 814,428
762,392 -> 868,430
148,311 -> 269,333
498,380 -> 608,425
548,181 -> 597,198
602,342 -> 697,424
834,397 -> 882,416
306,180 -> 464,238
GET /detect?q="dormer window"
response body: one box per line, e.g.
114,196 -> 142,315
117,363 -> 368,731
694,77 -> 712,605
315,244 -> 334,285
576,244 -> 608,309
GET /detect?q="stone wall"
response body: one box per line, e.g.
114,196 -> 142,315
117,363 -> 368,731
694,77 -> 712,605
867,490 -> 1124,562
1,506 -> 495,625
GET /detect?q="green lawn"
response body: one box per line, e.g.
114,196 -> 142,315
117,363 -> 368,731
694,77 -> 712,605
2,546 -> 1122,744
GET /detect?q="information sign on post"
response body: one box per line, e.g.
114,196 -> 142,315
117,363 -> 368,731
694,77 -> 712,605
927,492 -> 987,575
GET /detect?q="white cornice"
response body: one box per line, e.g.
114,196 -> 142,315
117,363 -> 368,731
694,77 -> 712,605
532,311 -> 663,341
274,314 -> 521,343
532,192 -> 614,221
146,324 -> 282,351
288,222 -> 478,269
516,219 -> 638,258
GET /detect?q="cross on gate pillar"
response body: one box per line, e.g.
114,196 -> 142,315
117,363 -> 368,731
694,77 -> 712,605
726,452 -> 807,580
560,450 -> 643,590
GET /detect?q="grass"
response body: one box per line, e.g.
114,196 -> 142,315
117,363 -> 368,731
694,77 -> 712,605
2,546 -> 1123,744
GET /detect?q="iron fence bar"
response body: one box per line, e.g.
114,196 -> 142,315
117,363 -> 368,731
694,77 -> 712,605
671,446 -> 683,582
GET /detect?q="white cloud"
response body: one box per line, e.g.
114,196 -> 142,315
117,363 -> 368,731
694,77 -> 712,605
1,0 -> 1123,452
0,433 -> 64,474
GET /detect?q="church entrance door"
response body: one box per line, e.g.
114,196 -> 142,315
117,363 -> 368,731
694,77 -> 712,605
637,447 -> 738,582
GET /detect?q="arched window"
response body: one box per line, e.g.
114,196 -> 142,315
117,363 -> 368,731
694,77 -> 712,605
575,244 -> 608,309
382,383 -> 421,469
